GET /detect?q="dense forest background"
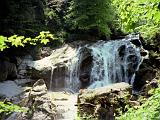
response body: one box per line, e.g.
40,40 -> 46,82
0,0 -> 160,50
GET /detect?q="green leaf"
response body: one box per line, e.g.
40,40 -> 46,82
41,39 -> 49,45
0,31 -> 55,51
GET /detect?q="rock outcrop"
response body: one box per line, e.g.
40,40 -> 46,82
24,79 -> 56,120
7,79 -> 56,120
26,44 -> 78,90
77,82 -> 131,120
25,37 -> 149,92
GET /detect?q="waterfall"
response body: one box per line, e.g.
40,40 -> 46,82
67,36 -> 144,90
45,35 -> 146,120
65,47 -> 83,92
49,66 -> 54,91
88,39 -> 142,89
46,34 -> 145,92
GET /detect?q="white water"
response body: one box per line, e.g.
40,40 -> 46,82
88,39 -> 142,88
66,47 -> 83,92
65,39 -> 143,90
49,66 -> 54,91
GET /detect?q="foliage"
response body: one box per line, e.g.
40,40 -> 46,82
65,0 -> 115,37
0,36 -> 8,51
44,8 -> 58,20
116,86 -> 160,120
0,31 -> 56,51
112,0 -> 160,43
44,0 -> 69,34
44,7 -> 62,32
0,101 -> 27,114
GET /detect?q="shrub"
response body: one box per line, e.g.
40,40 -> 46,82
116,85 -> 160,120
0,101 -> 27,115
0,31 -> 56,51
113,0 -> 160,44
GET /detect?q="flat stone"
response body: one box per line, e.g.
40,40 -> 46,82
0,81 -> 23,98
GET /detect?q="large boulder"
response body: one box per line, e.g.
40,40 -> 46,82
77,82 -> 131,120
26,44 -> 79,90
25,79 -> 56,120
26,42 -> 95,91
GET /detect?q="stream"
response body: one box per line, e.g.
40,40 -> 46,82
30,34 -> 147,120
49,92 -> 77,120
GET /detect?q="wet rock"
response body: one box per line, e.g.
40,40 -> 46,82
25,79 -> 56,120
79,48 -> 93,88
0,53 -> 22,81
130,39 -> 142,47
133,61 -> 157,92
118,45 -> 126,58
78,82 -> 131,120
0,80 -> 23,98
17,55 -> 33,79
30,79 -> 47,96
126,33 -> 142,47
140,79 -> 159,97
129,101 -> 140,107
41,47 -> 53,58
29,46 -> 53,60
140,49 -> 149,58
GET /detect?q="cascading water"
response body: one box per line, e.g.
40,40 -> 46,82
88,39 -> 142,89
67,35 -> 145,90
65,47 -> 83,92
49,66 -> 54,91
47,34 -> 146,120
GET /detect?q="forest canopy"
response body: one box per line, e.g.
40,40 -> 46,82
0,0 -> 160,49
65,0 -> 115,37
113,0 -> 160,44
